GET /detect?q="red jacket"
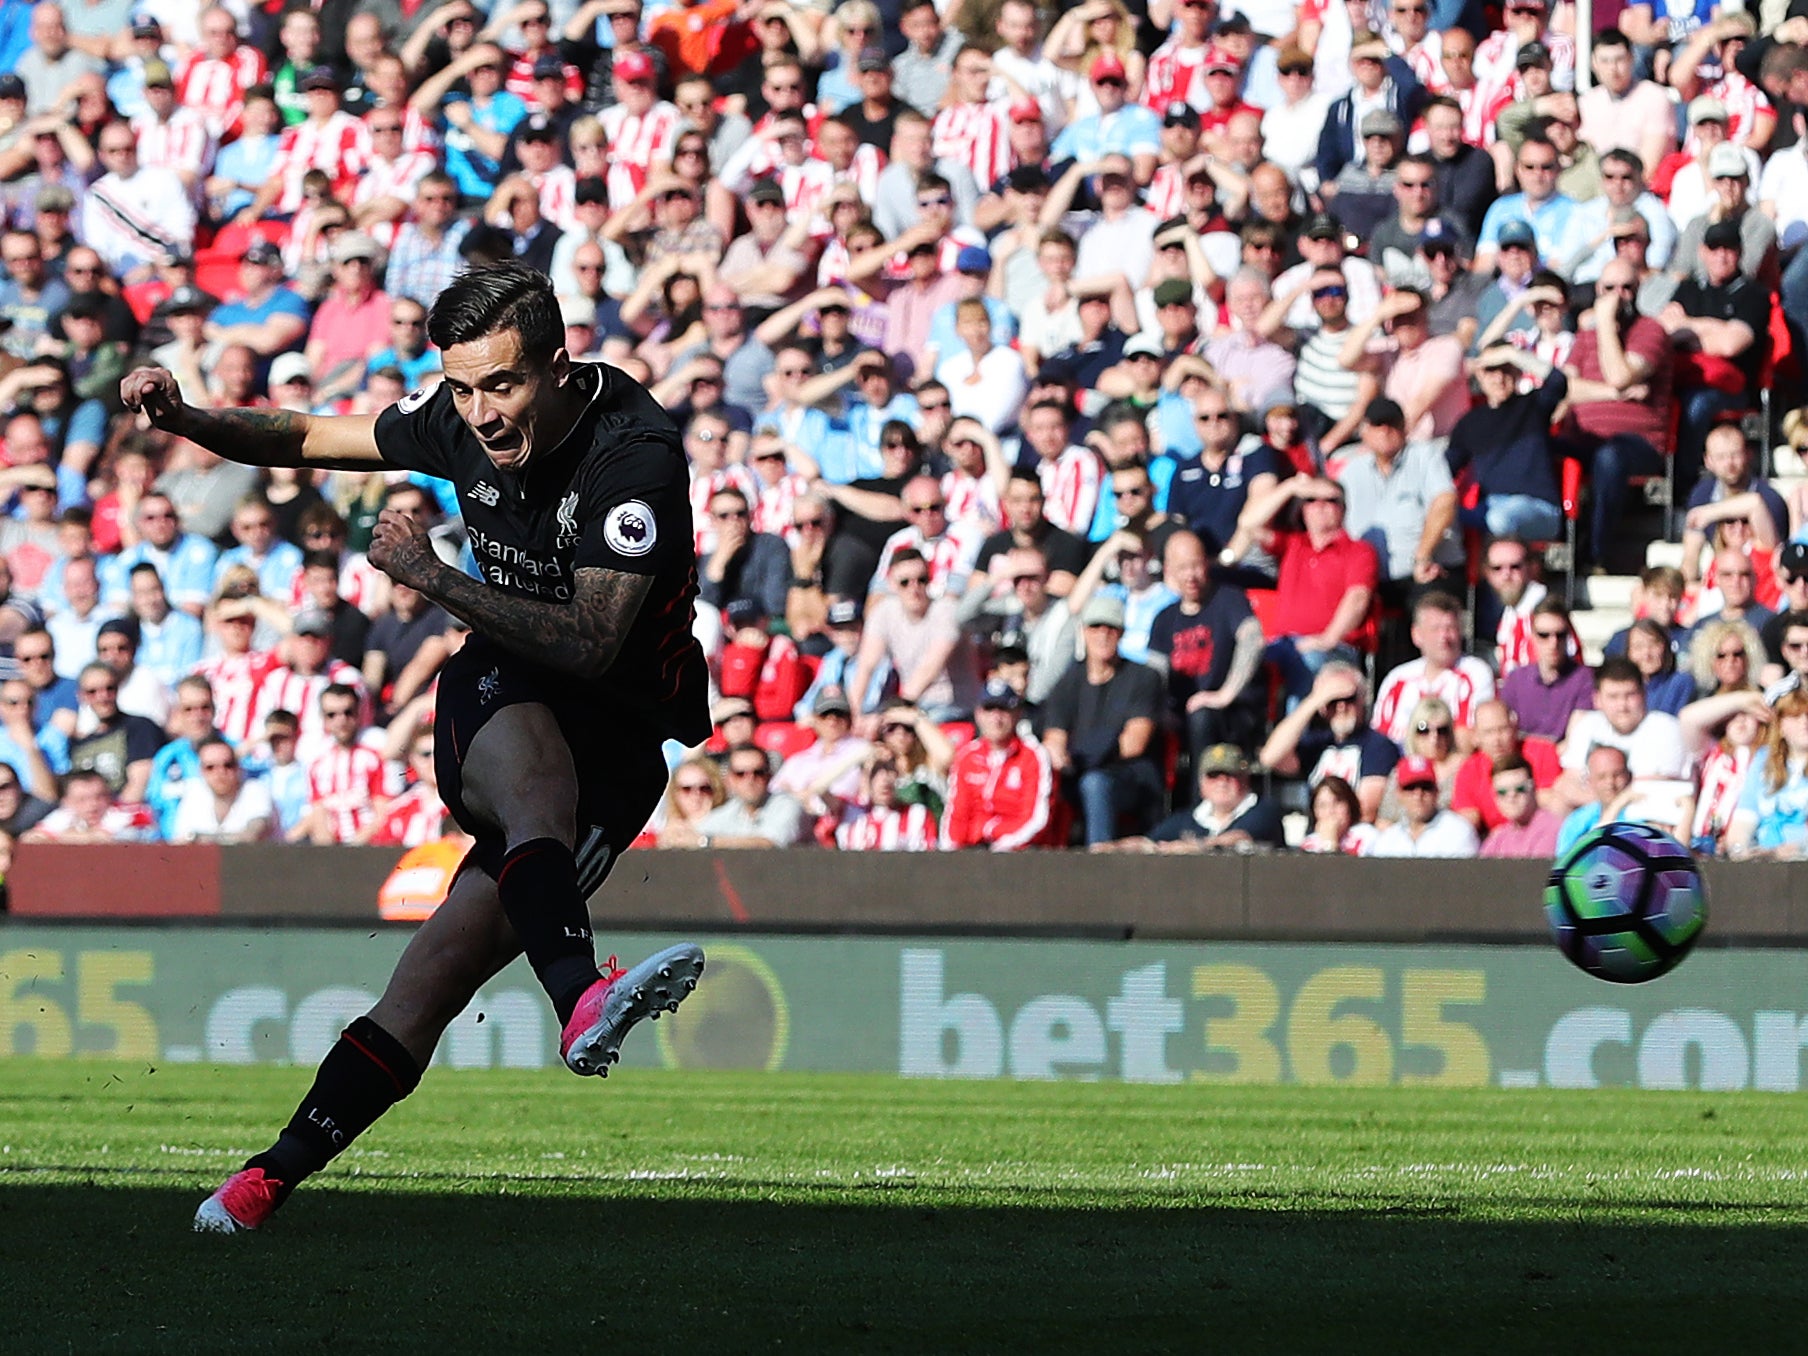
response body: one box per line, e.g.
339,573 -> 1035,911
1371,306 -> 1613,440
941,735 -> 1055,851
718,634 -> 811,723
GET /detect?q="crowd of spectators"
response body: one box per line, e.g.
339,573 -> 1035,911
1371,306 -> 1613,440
5,0 -> 1808,879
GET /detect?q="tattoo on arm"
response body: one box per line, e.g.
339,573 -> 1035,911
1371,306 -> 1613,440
175,406 -> 311,466
428,566 -> 654,679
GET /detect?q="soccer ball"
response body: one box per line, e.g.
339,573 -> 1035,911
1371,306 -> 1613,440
1544,823 -> 1708,983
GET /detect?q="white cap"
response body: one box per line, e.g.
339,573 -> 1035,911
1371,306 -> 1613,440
269,352 -> 312,386
560,294 -> 598,328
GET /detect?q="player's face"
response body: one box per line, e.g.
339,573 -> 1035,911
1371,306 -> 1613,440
441,329 -> 573,472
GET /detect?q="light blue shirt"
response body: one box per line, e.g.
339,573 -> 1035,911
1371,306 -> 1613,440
927,296 -> 1016,363
442,91 -> 528,199
147,737 -> 205,841
136,610 -> 206,686
1477,192 -> 1586,273
1565,191 -> 1677,282
1051,105 -> 1162,164
1737,748 -> 1808,851
103,534 -> 220,610
213,541 -> 303,601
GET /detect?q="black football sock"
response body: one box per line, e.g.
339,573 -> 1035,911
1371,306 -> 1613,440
247,1016 -> 423,1202
497,836 -> 599,1025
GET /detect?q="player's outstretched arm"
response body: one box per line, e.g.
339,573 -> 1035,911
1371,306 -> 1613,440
120,366 -> 392,472
368,509 -> 651,680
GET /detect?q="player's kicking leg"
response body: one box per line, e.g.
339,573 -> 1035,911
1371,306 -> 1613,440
449,703 -> 703,1076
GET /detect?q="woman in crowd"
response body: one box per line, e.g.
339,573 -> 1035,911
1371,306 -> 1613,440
875,699 -> 955,817
1375,696 -> 1464,825
1726,688 -> 1808,859
647,754 -> 728,849
1687,617 -> 1767,700
1047,0 -> 1144,114
1682,688 -> 1769,856
1626,617 -> 1695,716
1299,775 -> 1376,855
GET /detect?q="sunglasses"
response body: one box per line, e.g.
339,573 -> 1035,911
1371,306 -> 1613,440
201,759 -> 237,771
1312,286 -> 1348,300
676,782 -> 714,794
729,765 -> 769,778
1532,627 -> 1567,641
1415,722 -> 1452,736
1494,781 -> 1533,796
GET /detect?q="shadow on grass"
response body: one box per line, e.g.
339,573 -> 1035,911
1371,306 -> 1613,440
5,1178 -> 1808,1355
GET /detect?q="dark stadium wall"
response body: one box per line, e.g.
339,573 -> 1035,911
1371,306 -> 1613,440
7,845 -> 1808,944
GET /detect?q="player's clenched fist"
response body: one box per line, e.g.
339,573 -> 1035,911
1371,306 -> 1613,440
367,507 -> 442,592
120,367 -> 185,430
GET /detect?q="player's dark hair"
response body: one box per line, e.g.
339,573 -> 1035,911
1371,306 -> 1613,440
428,261 -> 564,368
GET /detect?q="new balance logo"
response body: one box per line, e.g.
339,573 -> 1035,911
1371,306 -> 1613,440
470,482 -> 501,507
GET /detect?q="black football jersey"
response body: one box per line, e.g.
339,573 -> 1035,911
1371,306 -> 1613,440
373,362 -> 710,745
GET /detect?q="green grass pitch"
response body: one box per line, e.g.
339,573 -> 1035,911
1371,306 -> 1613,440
6,1062 -> 1808,1354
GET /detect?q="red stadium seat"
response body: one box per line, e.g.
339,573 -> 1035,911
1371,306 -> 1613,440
754,721 -> 817,760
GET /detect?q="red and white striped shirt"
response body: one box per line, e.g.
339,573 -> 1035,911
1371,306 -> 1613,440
779,156 -> 838,229
873,524 -> 981,600
505,51 -> 585,109
530,163 -> 580,232
1473,30 -> 1575,115
835,801 -> 938,850
286,561 -> 384,621
307,742 -> 389,843
192,649 -> 281,745
941,469 -> 1000,538
254,661 -> 368,765
134,108 -> 214,181
1036,445 -> 1102,536
351,150 -> 437,249
688,464 -> 759,555
751,471 -> 810,543
273,112 -> 368,213
1711,71 -> 1772,149
369,781 -> 448,847
175,45 -> 268,140
1406,33 -> 1452,94
1494,581 -> 1546,677
1372,656 -> 1498,747
932,102 -> 1012,189
600,100 -> 681,209
1144,40 -> 1211,113
1691,743 -> 1752,849
1456,81 -> 1513,147
831,144 -> 884,205
1145,163 -> 1187,222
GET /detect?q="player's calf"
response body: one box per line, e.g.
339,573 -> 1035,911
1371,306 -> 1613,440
560,943 -> 705,1077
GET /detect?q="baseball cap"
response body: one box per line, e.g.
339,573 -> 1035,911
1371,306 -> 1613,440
1360,109 -> 1403,139
1397,755 -> 1439,790
269,352 -> 313,386
1008,98 -> 1043,124
613,48 -> 655,82
857,47 -> 890,73
1163,101 -> 1200,129
292,609 -> 334,637
517,113 -> 557,143
1703,218 -> 1744,251
826,598 -> 864,627
243,239 -> 283,266
298,66 -> 340,92
711,696 -> 755,724
1364,396 -> 1406,429
532,53 -> 567,79
1203,44 -> 1239,75
142,57 -> 173,88
1688,96 -> 1728,125
1781,541 -> 1808,579
977,678 -> 1022,710
162,285 -> 211,315
1080,596 -> 1126,630
1199,744 -> 1249,777
575,176 -> 609,206
812,686 -> 853,717
747,178 -> 785,206
1152,278 -> 1194,308
1123,330 -> 1165,359
1515,40 -> 1552,69
1090,51 -> 1127,82
724,597 -> 766,629
1708,143 -> 1749,179
1497,218 -> 1538,250
955,244 -> 991,273
0,75 -> 25,101
1302,212 -> 1341,241
330,230 -> 383,264
130,13 -> 162,37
